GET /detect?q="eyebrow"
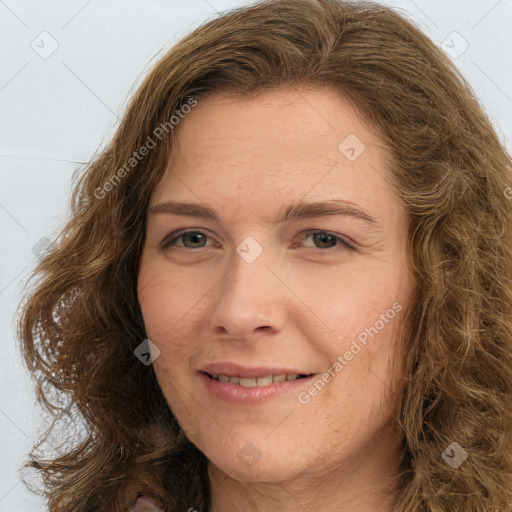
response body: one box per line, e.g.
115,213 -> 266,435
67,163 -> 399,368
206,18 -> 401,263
148,199 -> 380,228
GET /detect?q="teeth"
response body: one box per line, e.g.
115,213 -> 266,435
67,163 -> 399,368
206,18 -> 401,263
239,377 -> 258,388
211,373 -> 303,387
256,375 -> 273,386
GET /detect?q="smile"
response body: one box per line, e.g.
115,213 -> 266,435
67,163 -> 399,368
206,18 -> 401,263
199,371 -> 317,404
206,372 -> 311,387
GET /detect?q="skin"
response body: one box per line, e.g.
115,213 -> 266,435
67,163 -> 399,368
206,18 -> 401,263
137,86 -> 414,511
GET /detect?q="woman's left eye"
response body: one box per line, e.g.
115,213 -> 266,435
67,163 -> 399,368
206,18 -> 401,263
298,230 -> 354,251
160,229 -> 354,251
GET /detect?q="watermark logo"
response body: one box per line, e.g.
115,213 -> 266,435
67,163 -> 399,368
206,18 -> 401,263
32,237 -> 56,262
441,441 -> 468,469
237,442 -> 263,467
441,31 -> 469,59
338,133 -> 366,162
31,31 -> 59,59
134,338 -> 161,365
236,236 -> 263,264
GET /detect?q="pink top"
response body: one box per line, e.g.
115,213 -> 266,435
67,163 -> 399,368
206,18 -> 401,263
129,496 -> 164,511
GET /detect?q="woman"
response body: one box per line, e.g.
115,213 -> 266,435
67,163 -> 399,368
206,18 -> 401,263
17,0 -> 512,510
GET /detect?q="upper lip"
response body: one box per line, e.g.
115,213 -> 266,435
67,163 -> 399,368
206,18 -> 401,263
199,362 -> 314,379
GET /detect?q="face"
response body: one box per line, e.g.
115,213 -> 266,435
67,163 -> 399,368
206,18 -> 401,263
137,86 -> 413,484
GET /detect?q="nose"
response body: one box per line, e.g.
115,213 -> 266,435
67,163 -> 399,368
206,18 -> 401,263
209,241 -> 288,340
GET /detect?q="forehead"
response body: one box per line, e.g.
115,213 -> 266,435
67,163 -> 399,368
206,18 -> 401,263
155,86 -> 397,215
172,86 -> 381,161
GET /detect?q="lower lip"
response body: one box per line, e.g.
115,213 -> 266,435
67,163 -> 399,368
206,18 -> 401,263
199,372 -> 317,404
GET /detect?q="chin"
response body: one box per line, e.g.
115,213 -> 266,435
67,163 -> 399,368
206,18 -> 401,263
208,451 -> 298,483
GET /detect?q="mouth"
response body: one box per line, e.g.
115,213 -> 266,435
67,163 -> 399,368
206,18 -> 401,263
198,370 -> 317,404
201,371 -> 314,388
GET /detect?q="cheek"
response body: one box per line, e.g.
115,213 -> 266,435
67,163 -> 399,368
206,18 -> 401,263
294,256 -> 403,336
137,261 -> 206,342
298,262 -> 407,403
137,264 -> 219,405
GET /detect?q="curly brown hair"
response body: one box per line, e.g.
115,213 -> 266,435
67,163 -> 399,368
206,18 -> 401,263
17,0 -> 512,510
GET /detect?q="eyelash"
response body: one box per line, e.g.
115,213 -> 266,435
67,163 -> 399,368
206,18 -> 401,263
160,229 -> 355,251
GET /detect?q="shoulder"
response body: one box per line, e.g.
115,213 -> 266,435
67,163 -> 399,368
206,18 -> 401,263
129,495 -> 164,511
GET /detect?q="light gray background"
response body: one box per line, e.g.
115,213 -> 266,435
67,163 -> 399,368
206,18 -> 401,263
1,0 -> 511,509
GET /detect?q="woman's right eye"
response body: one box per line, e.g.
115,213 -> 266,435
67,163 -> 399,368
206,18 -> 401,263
160,230 -> 214,250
